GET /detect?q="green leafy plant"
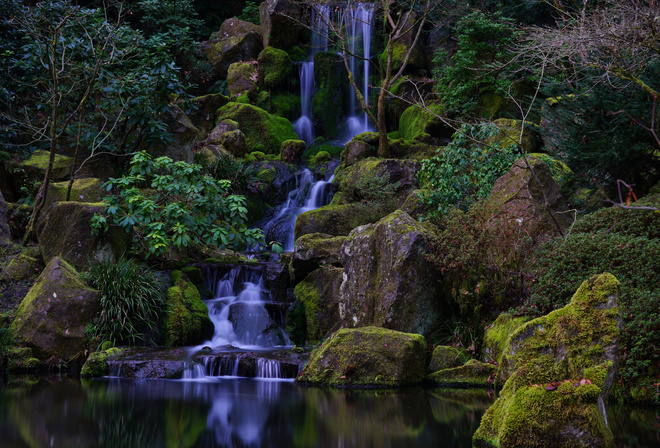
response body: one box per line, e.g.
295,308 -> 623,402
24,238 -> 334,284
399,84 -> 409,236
418,123 -> 519,217
91,151 -> 265,260
237,1 -> 260,24
83,256 -> 167,346
433,11 -> 520,115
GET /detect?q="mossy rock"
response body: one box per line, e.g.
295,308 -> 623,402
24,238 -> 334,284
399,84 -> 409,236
7,356 -> 44,373
350,132 -> 379,146
181,266 -> 203,286
227,62 -> 259,100
10,257 -> 101,359
17,150 -> 74,186
428,345 -> 470,372
292,266 -> 343,344
291,233 -> 345,283
473,273 -> 621,448
188,93 -> 231,139
399,103 -> 452,141
296,326 -> 427,387
80,347 -> 124,377
429,359 -> 497,388
342,140 -> 375,167
280,139 -> 306,164
378,40 -> 425,75
489,118 -> 540,154
45,178 -> 105,207
162,271 -> 214,346
482,313 -> 531,365
339,210 -> 446,337
258,46 -> 292,89
1,248 -> 42,282
294,202 -> 386,239
313,51 -> 347,138
201,18 -> 263,79
268,92 -> 301,120
36,201 -> 129,271
0,189 -> 10,245
215,102 -> 297,155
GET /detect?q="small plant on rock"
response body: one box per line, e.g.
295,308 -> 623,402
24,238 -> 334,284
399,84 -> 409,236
83,256 -> 167,346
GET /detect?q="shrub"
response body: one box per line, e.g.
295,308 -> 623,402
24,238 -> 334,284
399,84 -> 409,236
83,256 -> 167,346
417,123 -> 519,217
92,151 -> 265,260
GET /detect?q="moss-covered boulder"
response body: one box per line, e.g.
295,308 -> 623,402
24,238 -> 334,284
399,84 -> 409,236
486,156 -> 572,240
227,61 -> 259,100
313,51 -> 347,138
163,270 -> 214,346
294,202 -> 386,239
36,201 -> 129,271
489,118 -> 540,154
259,0 -> 303,50
1,246 -> 42,282
45,178 -> 105,207
258,46 -> 292,89
188,93 -> 231,139
215,102 -> 297,154
399,103 -> 452,141
280,139 -> 306,164
80,347 -> 124,377
292,266 -> 343,343
428,345 -> 470,372
482,313 -> 531,365
429,359 -> 497,388
0,189 -> 10,246
296,326 -> 427,387
339,210 -> 445,336
141,104 -> 198,162
342,140 -> 375,167
201,18 -> 263,79
10,257 -> 101,359
16,150 -> 74,186
291,233 -> 345,283
473,273 -> 621,448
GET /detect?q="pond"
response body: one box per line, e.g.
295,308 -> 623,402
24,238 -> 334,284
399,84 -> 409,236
0,376 -> 657,448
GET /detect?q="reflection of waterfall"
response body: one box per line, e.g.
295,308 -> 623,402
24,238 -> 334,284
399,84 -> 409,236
343,3 -> 375,142
260,169 -> 335,251
202,266 -> 290,348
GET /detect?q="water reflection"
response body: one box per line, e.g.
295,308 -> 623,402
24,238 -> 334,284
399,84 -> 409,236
0,377 -> 656,447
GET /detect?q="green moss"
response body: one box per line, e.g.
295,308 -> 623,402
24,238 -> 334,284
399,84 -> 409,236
482,313 -> 531,364
429,359 -> 497,387
258,46 -> 292,88
399,103 -> 444,140
46,178 -> 105,205
296,326 -> 427,387
181,266 -> 202,286
269,93 -> 300,120
288,46 -> 306,62
19,149 -> 73,181
312,51 -> 346,138
8,357 -> 43,372
309,150 -> 331,165
163,271 -> 214,346
216,102 -> 297,155
80,347 -> 124,377
428,345 -> 470,372
294,280 -> 321,343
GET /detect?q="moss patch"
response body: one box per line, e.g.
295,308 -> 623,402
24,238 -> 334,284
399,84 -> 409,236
398,103 -> 445,140
482,313 -> 531,365
258,46 -> 292,88
162,271 -> 214,346
429,359 -> 497,388
80,347 -> 124,377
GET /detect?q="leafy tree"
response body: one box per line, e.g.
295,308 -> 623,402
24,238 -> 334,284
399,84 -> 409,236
0,1 -> 192,241
92,151 -> 265,260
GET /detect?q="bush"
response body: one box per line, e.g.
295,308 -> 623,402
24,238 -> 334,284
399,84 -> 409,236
417,123 -> 519,217
92,151 -> 265,260
83,256 -> 167,346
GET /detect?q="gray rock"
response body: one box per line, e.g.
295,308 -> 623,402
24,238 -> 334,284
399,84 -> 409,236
202,18 -> 263,79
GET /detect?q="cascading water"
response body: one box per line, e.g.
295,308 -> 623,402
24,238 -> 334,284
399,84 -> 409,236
343,3 -> 375,142
260,169 -> 335,252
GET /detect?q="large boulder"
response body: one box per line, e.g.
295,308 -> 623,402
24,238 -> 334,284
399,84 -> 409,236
486,156 -> 572,240
399,103 -> 453,141
339,210 -> 445,336
141,104 -> 198,162
36,201 -> 129,271
0,189 -> 10,246
292,266 -> 343,343
215,102 -> 297,154
429,359 -> 498,388
188,93 -> 231,140
259,0 -> 303,50
1,246 -> 42,282
10,257 -> 101,359
201,18 -> 263,79
163,271 -> 214,346
44,178 -> 105,208
291,233 -> 345,283
489,118 -> 540,154
296,326 -> 427,387
482,313 -> 531,365
342,140 -> 375,167
280,139 -> 306,164
473,273 -> 621,448
11,150 -> 73,197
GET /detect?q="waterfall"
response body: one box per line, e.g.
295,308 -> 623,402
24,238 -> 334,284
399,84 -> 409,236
202,266 -> 290,348
260,169 -> 335,251
343,3 -> 375,142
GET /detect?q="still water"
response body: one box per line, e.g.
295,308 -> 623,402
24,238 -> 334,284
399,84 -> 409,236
0,376 -> 657,448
